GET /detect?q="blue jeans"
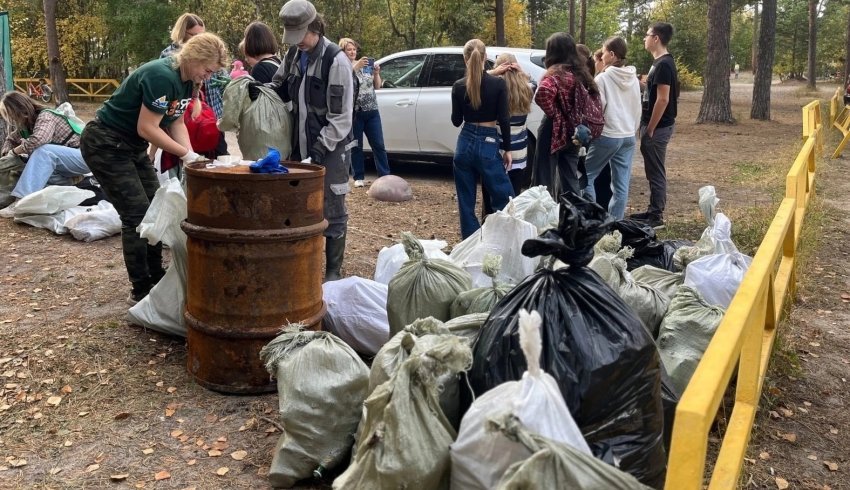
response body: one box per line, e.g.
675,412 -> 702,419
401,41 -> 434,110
583,135 -> 636,219
453,124 -> 514,238
12,144 -> 90,198
351,109 -> 390,180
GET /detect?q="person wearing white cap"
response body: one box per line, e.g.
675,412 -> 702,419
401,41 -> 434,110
255,0 -> 354,282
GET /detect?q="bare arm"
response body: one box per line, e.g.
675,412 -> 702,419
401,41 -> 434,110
137,106 -> 190,157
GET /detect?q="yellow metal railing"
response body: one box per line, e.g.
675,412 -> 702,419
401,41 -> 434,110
665,102 -> 820,489
829,87 -> 842,125
13,78 -> 120,99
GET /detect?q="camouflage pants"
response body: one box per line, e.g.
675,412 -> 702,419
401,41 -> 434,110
80,120 -> 163,291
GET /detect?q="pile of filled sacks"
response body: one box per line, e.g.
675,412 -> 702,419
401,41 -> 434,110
258,185 -> 751,489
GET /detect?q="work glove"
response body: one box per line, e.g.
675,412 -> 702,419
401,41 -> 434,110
180,150 -> 205,163
247,81 -> 263,101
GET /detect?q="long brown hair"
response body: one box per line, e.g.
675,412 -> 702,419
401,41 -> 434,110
494,53 -> 532,115
544,32 -> 598,95
603,36 -> 628,68
170,13 -> 204,45
463,39 -> 486,109
0,92 -> 44,134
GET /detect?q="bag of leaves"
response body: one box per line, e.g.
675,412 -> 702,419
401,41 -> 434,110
631,265 -> 684,303
451,309 -> 591,490
444,312 -> 489,345
589,238 -> 670,337
219,76 -> 293,160
0,153 -> 26,207
369,317 -> 466,427
509,185 -> 559,233
333,335 -> 472,489
450,255 -> 514,318
657,285 -> 726,394
468,192 -> 667,488
449,202 -> 539,288
259,329 -> 369,489
492,415 -> 652,490
673,185 -> 742,269
387,232 -> 472,335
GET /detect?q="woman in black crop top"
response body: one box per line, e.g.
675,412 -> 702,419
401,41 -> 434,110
450,39 -> 515,239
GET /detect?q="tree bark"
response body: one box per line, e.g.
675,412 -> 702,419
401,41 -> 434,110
697,0 -> 734,123
845,6 -> 850,85
496,0 -> 505,45
806,0 -> 817,90
579,0 -> 587,44
44,0 -> 69,105
751,0 -> 777,120
0,48 -> 6,144
568,0 -> 575,36
751,1 -> 759,76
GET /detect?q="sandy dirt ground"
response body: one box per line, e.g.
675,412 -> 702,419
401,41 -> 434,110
0,78 -> 846,489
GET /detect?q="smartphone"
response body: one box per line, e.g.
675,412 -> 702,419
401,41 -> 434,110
368,57 -> 375,68
364,57 -> 374,75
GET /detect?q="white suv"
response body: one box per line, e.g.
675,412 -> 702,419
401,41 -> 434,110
366,46 -> 547,164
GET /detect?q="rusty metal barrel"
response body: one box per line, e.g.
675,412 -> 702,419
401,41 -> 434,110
181,162 -> 327,394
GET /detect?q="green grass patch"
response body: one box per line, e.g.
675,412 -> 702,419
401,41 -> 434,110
730,160 -> 769,184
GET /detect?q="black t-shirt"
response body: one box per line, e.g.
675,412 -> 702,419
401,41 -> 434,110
451,73 -> 511,151
641,54 -> 678,128
251,56 -> 281,84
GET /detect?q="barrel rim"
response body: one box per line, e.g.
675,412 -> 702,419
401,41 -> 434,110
184,161 -> 326,180
184,301 -> 327,340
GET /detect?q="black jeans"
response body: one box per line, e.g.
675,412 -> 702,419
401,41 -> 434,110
639,124 -> 675,216
80,121 -> 163,292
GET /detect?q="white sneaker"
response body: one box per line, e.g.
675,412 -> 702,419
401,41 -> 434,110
354,180 -> 365,188
0,201 -> 17,218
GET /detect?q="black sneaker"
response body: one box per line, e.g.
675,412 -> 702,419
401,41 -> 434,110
645,215 -> 666,230
628,211 -> 653,221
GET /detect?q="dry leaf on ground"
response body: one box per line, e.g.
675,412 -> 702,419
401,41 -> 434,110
216,467 -> 229,476
110,473 -> 129,481
155,470 -> 171,480
776,477 -> 789,489
230,450 -> 247,461
824,461 -> 838,471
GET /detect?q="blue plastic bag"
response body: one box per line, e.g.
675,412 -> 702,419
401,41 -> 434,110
250,148 -> 289,174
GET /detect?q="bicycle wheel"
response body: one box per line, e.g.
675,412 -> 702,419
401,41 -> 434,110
40,91 -> 53,103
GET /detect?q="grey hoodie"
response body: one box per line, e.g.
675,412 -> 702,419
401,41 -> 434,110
594,65 -> 642,138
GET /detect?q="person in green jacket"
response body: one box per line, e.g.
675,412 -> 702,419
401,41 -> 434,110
80,32 -> 228,305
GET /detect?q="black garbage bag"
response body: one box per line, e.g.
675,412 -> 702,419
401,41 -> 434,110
469,193 -> 668,489
614,219 -> 691,271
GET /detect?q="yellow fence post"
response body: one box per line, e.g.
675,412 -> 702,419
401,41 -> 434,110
665,98 -> 820,489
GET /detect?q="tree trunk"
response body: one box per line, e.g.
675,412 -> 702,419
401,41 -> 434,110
495,0 -> 505,45
751,0 -> 777,120
806,0 -> 817,90
791,21 -> 799,78
845,6 -> 850,85
751,1 -> 759,77
0,48 -> 6,144
568,0 -> 575,36
579,0 -> 587,44
44,0 -> 69,105
697,0 -> 734,123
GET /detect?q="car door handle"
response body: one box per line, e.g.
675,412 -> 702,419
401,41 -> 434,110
394,99 -> 414,107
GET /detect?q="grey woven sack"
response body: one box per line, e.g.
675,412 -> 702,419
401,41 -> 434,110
260,330 -> 369,488
387,232 -> 472,335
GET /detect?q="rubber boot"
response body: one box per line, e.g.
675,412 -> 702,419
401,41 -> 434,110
324,234 -> 346,282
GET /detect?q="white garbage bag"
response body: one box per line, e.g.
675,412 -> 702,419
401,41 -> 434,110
450,203 -> 538,288
13,185 -> 94,216
684,252 -> 752,309
510,185 -> 559,233
450,310 -> 591,490
127,179 -> 188,336
374,238 -> 450,285
323,276 -> 390,356
65,200 -> 121,242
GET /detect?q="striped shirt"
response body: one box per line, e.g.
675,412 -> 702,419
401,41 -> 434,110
507,114 -> 529,170
2,110 -> 80,155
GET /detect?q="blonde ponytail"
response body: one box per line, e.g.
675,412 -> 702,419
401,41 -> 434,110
463,39 -> 486,110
